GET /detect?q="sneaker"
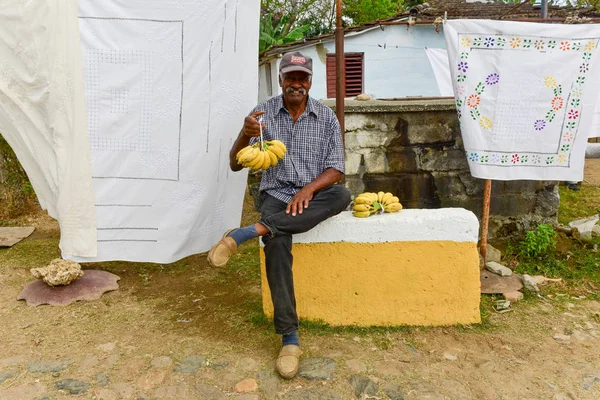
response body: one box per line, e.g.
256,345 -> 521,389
567,183 -> 580,191
207,229 -> 237,267
276,344 -> 301,379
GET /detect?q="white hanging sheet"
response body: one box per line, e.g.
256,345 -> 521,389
69,0 -> 260,263
424,48 -> 454,97
0,0 -> 97,257
444,20 -> 600,181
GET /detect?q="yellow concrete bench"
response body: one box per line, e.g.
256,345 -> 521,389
260,208 -> 481,327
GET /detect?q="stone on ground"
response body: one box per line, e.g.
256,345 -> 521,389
503,291 -> 524,302
485,261 -> 512,277
486,244 -> 502,263
30,259 -> 83,286
298,358 -> 336,380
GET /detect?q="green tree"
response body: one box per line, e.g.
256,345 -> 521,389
343,0 -> 407,25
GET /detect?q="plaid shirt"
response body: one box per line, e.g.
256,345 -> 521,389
249,95 -> 345,204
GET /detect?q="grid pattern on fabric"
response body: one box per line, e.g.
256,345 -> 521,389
249,95 -> 345,204
84,49 -> 153,152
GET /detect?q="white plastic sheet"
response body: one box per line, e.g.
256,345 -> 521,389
445,20 -> 600,181
71,0 -> 260,263
0,0 -> 97,257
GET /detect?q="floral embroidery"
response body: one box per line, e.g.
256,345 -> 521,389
546,156 -> 555,165
560,41 -> 571,51
485,73 -> 500,85
544,76 -> 557,89
572,42 -> 582,51
534,40 -> 545,50
583,52 -> 592,62
509,37 -> 522,48
469,152 -> 479,162
491,154 -> 500,163
563,132 -> 573,142
585,41 -> 596,51
580,63 -> 589,73
576,76 -> 586,85
460,52 -> 469,60
501,155 -> 509,164
473,37 -> 483,47
561,144 -> 571,152
567,121 -> 576,129
522,39 -> 532,48
551,97 -> 564,110
557,154 -> 567,163
497,37 -> 506,47
480,116 -> 493,130
568,109 -> 579,119
480,155 -> 489,163
511,154 -> 520,164
484,37 -> 495,47
457,61 -> 469,73
520,155 -> 529,163
461,37 -> 472,47
534,119 -> 546,131
548,40 -> 557,49
532,155 -> 541,164
571,98 -> 580,107
572,87 -> 583,97
467,94 -> 481,108
456,84 -> 465,96
546,110 -> 556,123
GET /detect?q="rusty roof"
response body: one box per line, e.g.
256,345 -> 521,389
261,0 -> 600,59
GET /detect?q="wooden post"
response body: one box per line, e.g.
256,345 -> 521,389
479,179 -> 492,262
335,0 -> 345,139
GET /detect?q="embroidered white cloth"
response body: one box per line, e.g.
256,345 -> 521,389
0,0 -> 97,257
444,20 -> 600,181
69,0 -> 259,263
425,48 -> 454,97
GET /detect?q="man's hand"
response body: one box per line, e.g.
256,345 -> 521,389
243,111 -> 266,137
286,186 -> 315,216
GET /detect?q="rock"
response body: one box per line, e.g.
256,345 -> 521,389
283,388 -> 343,399
485,261 -> 512,277
486,245 -> 502,263
348,375 -> 378,398
532,275 -> 547,285
583,375 -> 600,391
0,383 -> 46,400
522,274 -> 539,292
78,354 -> 99,372
236,357 -> 260,372
356,94 -> 371,101
95,372 -> 109,387
593,225 -> 600,237
211,360 -> 229,370
0,226 -> 35,247
111,383 -> 136,398
553,334 -> 571,342
174,355 -> 206,373
137,370 -> 166,391
443,352 -> 458,361
55,379 -> 90,395
195,383 -> 226,399
298,358 -> 336,380
502,291 -> 524,302
235,378 -> 258,393
259,377 -> 280,400
0,354 -> 27,367
480,271 -> 523,294
30,259 -> 83,286
345,359 -> 367,374
97,342 -> 116,352
97,389 -> 117,400
569,215 -> 599,241
383,383 -> 405,400
18,270 -> 121,306
150,356 -> 173,369
27,360 -> 72,373
154,385 -> 187,398
0,370 -> 18,384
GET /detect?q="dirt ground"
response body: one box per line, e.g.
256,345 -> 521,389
0,164 -> 599,399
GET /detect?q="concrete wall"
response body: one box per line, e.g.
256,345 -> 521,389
326,99 -> 559,239
259,24 -> 447,102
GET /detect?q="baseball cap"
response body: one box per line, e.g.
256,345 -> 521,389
279,51 -> 313,75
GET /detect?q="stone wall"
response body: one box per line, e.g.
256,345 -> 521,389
324,99 -> 559,239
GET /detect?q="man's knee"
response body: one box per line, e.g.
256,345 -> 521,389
326,184 -> 351,211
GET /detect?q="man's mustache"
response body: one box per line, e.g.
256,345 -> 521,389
285,87 -> 307,95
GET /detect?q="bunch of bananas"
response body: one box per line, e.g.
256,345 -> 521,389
236,140 -> 287,171
352,191 -> 403,218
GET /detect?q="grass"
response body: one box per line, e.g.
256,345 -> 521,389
558,184 -> 600,225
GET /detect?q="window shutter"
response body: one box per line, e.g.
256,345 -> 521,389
326,53 -> 364,98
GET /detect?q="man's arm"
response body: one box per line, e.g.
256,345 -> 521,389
286,168 -> 343,216
229,111 -> 266,171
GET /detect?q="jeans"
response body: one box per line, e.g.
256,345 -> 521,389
258,184 -> 351,334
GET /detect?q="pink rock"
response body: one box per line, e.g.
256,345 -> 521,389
17,270 -> 120,306
502,291 -> 524,302
235,378 -> 258,393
